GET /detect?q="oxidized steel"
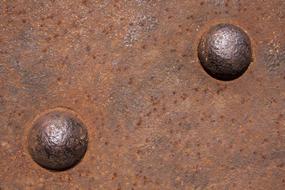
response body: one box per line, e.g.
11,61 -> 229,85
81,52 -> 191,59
198,24 -> 252,81
28,111 -> 88,171
0,0 -> 284,189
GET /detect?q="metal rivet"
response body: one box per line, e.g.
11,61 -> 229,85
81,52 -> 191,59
28,111 -> 88,171
198,23 -> 252,81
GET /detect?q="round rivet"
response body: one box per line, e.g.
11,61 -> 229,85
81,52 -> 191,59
28,110 -> 88,171
198,23 -> 252,81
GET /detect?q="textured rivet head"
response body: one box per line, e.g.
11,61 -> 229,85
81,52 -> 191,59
28,110 -> 88,171
198,23 -> 252,81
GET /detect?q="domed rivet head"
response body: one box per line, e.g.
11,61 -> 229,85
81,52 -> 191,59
198,23 -> 252,81
28,110 -> 88,171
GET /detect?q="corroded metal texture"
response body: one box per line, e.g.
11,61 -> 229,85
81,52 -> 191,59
28,109 -> 88,171
198,23 -> 252,81
0,0 -> 284,189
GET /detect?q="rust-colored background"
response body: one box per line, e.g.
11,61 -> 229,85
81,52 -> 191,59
0,0 -> 284,189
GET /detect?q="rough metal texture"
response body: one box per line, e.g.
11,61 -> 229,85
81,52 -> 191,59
0,0 -> 284,189
28,110 -> 88,171
198,24 -> 252,81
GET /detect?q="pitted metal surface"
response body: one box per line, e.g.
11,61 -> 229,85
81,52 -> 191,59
0,0 -> 284,189
28,109 -> 88,171
198,23 -> 252,81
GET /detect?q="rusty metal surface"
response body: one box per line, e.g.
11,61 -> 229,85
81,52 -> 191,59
0,0 -> 284,189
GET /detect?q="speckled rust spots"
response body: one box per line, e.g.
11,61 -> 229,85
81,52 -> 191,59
198,24 -> 252,81
0,0 -> 284,189
28,111 -> 88,171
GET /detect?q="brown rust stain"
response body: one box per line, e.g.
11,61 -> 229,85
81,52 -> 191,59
0,0 -> 284,189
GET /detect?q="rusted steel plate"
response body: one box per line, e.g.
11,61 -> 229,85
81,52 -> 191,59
0,0 -> 284,189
